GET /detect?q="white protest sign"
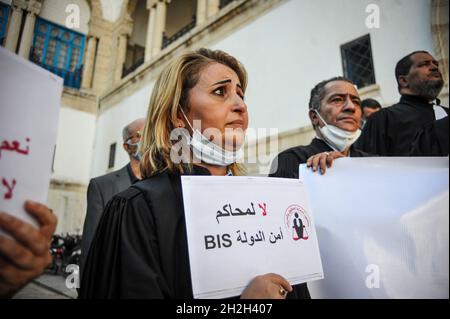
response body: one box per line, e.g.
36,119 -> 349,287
300,157 -> 449,299
0,47 -> 62,231
181,176 -> 323,299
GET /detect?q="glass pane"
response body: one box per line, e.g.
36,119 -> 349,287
73,36 -> 81,45
34,47 -> 43,60
70,47 -> 79,71
45,40 -> 56,66
38,23 -> 47,33
33,35 -> 45,62
35,35 -> 44,49
58,43 -> 68,68
51,28 -> 59,37
62,32 -> 70,41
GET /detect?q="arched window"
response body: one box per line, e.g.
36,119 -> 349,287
31,17 -> 86,89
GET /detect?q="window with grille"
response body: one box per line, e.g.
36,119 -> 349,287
341,34 -> 376,89
30,17 -> 86,89
108,143 -> 116,169
0,2 -> 9,46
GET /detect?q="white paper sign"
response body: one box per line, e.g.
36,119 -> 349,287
300,157 -> 449,299
181,176 -> 323,299
0,47 -> 62,231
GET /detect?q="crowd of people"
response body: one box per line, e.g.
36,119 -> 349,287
0,48 -> 448,299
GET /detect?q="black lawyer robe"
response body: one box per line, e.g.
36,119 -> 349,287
356,95 -> 449,156
410,116 -> 449,156
269,138 -> 367,179
80,165 -> 310,299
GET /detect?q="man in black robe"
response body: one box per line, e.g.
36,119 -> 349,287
410,116 -> 449,156
356,51 -> 448,156
270,77 -> 367,179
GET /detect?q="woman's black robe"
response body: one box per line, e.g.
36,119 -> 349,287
80,166 -> 309,299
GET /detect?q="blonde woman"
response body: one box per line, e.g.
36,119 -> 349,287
80,48 -> 308,299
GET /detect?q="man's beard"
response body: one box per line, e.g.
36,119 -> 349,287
408,74 -> 444,101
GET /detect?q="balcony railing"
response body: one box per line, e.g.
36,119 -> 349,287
162,15 -> 196,49
122,57 -> 144,78
30,47 -> 83,89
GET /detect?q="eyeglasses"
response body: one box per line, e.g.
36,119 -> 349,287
126,131 -> 141,143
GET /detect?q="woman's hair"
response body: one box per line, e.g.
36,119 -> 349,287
139,48 -> 248,178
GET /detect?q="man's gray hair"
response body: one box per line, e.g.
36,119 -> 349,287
122,118 -> 146,142
122,124 -> 131,142
308,76 -> 354,111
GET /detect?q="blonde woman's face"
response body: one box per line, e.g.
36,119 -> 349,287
185,62 -> 248,151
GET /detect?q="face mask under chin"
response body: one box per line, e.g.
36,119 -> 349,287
315,110 -> 361,152
180,108 -> 244,166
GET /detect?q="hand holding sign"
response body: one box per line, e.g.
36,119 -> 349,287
0,201 -> 57,298
241,273 -> 293,299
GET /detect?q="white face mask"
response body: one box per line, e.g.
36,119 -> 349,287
180,109 -> 243,166
315,110 -> 361,152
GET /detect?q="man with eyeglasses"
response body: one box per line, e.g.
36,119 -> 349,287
80,118 -> 145,278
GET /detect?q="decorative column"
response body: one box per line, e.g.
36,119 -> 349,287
144,0 -> 157,62
81,36 -> 98,89
18,0 -> 42,59
151,0 -> 170,57
114,34 -> 128,82
112,15 -> 133,83
88,1 -> 117,94
92,32 -> 113,93
206,0 -> 220,18
4,0 -> 26,53
196,0 -> 207,26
